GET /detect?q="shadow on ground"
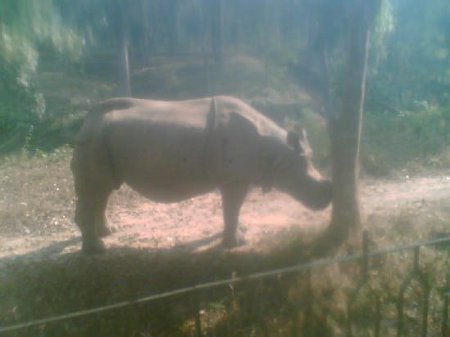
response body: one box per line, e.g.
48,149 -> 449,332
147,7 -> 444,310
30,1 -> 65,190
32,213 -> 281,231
0,237 -> 81,267
0,230 -> 344,337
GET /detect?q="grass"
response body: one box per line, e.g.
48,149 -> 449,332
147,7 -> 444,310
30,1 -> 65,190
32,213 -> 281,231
361,111 -> 450,177
0,150 -> 448,337
0,223 -> 447,336
0,148 -> 74,237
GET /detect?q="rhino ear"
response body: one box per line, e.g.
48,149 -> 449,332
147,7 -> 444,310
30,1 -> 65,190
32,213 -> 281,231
292,122 -> 302,133
292,123 -> 307,141
287,130 -> 300,151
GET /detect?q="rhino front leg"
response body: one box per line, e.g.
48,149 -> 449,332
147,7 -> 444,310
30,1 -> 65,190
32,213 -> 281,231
220,183 -> 249,247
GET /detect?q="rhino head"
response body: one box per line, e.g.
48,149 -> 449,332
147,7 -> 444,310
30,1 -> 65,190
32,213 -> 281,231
267,127 -> 332,210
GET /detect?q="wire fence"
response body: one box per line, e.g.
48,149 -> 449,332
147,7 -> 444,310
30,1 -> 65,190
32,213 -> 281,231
0,234 -> 449,336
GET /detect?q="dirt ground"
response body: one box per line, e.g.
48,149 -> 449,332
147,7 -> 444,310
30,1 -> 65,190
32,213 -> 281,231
1,155 -> 449,265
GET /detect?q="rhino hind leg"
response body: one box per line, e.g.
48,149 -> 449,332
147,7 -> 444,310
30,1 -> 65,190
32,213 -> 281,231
72,140 -> 120,253
94,198 -> 112,238
220,183 -> 249,247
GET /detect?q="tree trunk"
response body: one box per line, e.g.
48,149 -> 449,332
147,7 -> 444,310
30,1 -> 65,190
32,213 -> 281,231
140,0 -> 152,65
210,0 -> 223,67
202,0 -> 223,95
200,0 -> 211,95
112,0 -> 132,97
118,31 -> 131,97
327,1 -> 373,241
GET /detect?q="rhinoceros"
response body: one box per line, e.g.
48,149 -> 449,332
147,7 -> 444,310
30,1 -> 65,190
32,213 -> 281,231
71,96 -> 332,254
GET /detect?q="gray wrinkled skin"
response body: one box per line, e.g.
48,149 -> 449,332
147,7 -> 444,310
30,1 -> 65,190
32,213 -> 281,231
71,96 -> 332,254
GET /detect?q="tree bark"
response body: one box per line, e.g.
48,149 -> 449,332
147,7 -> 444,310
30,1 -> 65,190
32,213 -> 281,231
202,0 -> 224,95
328,0 -> 373,240
210,0 -> 224,67
140,0 -> 152,65
112,0 -> 132,97
118,31 -> 131,97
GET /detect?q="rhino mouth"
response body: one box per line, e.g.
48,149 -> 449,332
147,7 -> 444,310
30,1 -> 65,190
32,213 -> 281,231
292,178 -> 332,210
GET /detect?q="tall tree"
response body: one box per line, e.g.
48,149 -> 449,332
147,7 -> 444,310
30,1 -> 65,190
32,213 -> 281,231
112,1 -> 132,96
200,0 -> 224,94
209,0 -> 224,67
56,0 -> 141,96
326,1 -> 382,244
292,0 -> 382,247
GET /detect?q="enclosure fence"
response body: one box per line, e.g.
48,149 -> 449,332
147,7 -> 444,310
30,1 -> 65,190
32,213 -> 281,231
0,234 -> 449,336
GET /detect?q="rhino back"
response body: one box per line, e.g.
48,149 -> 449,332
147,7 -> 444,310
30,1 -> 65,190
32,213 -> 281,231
100,99 -> 216,200
74,96 -> 289,197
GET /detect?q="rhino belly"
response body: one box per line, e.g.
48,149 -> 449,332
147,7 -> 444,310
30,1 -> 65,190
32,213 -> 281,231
109,132 -> 216,202
121,154 -> 216,202
126,178 -> 216,203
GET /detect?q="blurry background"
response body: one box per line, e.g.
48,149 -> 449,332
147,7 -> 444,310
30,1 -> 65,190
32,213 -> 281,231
1,2 -> 450,337
0,0 -> 449,173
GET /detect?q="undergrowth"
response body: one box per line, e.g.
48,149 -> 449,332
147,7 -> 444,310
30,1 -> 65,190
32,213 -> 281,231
361,106 -> 450,176
0,204 -> 448,337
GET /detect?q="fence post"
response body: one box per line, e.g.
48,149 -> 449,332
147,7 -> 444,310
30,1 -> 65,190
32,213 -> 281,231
225,272 -> 237,337
374,297 -> 381,337
253,278 -> 269,337
397,246 -> 430,337
443,272 -> 449,337
362,230 -> 370,278
301,270 -> 313,337
347,230 -> 371,337
192,288 -> 202,337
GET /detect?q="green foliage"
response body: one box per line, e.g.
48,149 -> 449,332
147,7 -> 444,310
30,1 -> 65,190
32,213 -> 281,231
0,53 -> 44,134
369,0 -> 450,108
371,0 -> 395,61
0,0 -> 81,140
0,0 -> 448,174
362,0 -> 450,174
0,228 -> 447,336
362,102 -> 450,175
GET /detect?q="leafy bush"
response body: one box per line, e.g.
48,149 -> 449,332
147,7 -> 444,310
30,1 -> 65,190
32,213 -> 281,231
362,103 -> 450,175
0,0 -> 82,151
0,52 -> 45,135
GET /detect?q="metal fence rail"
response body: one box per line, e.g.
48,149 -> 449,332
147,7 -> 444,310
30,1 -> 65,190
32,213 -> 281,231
0,234 -> 449,336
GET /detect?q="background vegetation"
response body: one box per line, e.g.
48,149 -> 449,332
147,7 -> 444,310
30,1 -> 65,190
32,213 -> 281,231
1,1 -> 449,336
0,0 -> 449,175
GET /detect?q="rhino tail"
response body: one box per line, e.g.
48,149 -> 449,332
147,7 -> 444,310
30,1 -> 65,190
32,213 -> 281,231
75,98 -> 134,144
74,112 -> 105,144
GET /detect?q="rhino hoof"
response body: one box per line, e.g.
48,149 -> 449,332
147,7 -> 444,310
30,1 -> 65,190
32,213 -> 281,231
96,224 -> 115,238
82,239 -> 106,255
222,235 -> 246,249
